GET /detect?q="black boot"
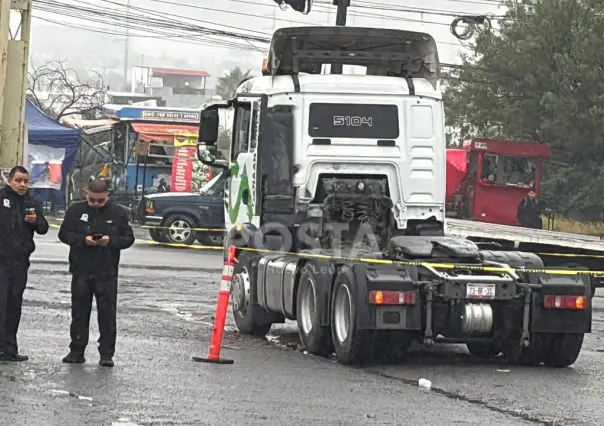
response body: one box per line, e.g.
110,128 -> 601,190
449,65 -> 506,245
99,356 -> 114,367
0,353 -> 28,362
62,352 -> 85,364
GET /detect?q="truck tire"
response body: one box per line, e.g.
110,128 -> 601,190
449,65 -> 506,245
466,342 -> 502,359
538,333 -> 584,368
503,338 -> 542,366
231,251 -> 273,337
505,332 -> 584,368
330,267 -> 373,365
163,214 -> 197,245
296,265 -> 334,357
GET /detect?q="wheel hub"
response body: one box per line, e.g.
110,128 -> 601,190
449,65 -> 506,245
232,269 -> 250,312
334,285 -> 352,343
168,220 -> 191,242
299,278 -> 316,335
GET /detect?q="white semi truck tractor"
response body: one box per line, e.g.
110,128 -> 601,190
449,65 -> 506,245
196,26 -> 592,367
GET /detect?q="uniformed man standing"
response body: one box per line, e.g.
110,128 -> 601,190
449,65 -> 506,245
58,179 -> 134,367
0,166 -> 49,362
517,188 -> 547,229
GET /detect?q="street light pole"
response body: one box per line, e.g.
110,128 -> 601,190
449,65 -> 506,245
330,0 -> 349,74
273,0 -> 350,73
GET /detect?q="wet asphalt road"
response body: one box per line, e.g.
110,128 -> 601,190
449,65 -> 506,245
2,228 -> 604,425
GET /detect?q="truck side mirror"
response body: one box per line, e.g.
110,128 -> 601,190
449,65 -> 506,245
199,109 -> 219,144
197,144 -> 228,171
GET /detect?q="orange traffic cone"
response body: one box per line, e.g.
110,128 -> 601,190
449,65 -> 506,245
192,245 -> 237,364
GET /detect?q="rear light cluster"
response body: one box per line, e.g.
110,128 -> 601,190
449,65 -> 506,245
543,295 -> 585,310
369,290 -> 417,305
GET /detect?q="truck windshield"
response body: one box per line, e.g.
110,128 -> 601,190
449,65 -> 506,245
481,153 -> 536,187
199,173 -> 223,195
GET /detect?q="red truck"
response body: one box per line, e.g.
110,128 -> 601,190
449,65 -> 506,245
446,138 -> 551,225
445,138 -> 604,297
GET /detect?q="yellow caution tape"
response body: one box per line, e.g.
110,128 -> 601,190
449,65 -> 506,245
238,247 -> 604,276
43,223 -> 604,275
138,240 -> 223,250
140,225 -> 225,232
536,252 -> 604,260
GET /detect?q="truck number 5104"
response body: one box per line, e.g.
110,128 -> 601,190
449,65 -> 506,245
333,116 -> 373,127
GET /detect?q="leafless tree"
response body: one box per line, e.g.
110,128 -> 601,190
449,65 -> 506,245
27,60 -> 106,122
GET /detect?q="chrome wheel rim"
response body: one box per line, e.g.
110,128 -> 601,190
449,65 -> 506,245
168,220 -> 191,242
299,277 -> 316,335
334,284 -> 352,343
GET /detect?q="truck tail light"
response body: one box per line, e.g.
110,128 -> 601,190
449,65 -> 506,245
543,295 -> 585,310
369,290 -> 416,305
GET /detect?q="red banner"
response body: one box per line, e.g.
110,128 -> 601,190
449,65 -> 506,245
171,146 -> 195,192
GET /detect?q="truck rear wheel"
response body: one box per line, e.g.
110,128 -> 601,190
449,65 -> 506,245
504,332 -> 584,367
231,251 -> 273,337
539,333 -> 584,368
330,268 -> 372,365
296,266 -> 333,357
466,342 -> 502,359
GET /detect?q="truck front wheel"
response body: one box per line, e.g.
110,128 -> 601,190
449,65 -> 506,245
296,266 -> 333,357
231,251 -> 273,337
331,268 -> 372,365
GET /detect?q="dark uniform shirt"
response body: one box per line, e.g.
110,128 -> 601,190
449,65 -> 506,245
0,186 -> 49,267
58,201 -> 135,277
517,197 -> 544,229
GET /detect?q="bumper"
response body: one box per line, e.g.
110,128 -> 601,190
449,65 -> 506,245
139,215 -> 163,226
349,263 -> 591,335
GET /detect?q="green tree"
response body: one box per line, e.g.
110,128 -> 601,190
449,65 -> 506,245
215,67 -> 251,100
444,0 -> 604,219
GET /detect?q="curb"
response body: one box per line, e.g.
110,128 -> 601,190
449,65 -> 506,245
30,258 -> 222,273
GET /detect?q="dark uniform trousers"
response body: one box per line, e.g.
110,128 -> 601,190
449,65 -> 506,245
0,263 -> 29,355
70,274 -> 118,357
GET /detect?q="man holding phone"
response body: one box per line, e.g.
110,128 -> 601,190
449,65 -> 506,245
58,179 -> 134,367
0,166 -> 49,362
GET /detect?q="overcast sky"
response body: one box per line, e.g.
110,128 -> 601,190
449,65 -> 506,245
27,0 -> 506,85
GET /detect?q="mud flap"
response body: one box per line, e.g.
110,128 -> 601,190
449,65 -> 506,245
529,272 -> 592,334
350,263 -> 422,331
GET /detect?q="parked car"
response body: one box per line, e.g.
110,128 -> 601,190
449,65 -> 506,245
137,172 -> 226,246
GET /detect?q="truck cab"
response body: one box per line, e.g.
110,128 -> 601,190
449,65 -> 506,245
446,138 -> 551,226
199,26 -> 446,251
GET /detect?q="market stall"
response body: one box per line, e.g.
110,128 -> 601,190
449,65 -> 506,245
26,99 -> 82,209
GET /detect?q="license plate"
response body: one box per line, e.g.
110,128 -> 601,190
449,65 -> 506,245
466,283 -> 496,299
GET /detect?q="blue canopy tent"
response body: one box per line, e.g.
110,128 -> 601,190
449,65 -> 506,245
26,99 -> 82,209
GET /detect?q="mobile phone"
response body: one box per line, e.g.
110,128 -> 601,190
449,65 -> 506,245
91,234 -> 103,240
26,207 -> 35,214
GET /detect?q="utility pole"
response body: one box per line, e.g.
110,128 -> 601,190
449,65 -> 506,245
123,0 -> 130,91
330,0 -> 349,74
273,0 -> 350,73
0,0 -> 32,170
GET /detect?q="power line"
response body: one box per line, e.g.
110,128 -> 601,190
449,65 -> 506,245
145,0 -> 468,46
33,0 -> 470,50
34,0 -> 270,43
